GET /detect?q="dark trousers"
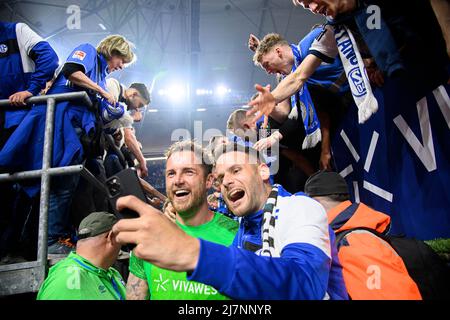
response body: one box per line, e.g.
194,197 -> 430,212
104,153 -> 125,178
0,184 -> 39,259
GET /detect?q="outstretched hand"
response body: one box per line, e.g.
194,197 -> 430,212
248,34 -> 260,52
253,131 -> 282,151
246,84 -> 276,126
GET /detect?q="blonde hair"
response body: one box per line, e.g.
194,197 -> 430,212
97,35 -> 136,64
253,33 -> 288,66
227,109 -> 248,131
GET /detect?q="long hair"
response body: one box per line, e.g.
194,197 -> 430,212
97,35 -> 136,64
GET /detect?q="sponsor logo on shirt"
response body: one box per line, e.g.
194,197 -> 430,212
98,285 -> 107,294
154,273 -> 169,292
72,50 -> 86,61
0,44 -> 8,53
153,273 -> 218,295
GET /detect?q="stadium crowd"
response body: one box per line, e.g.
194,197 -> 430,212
1,0 -> 450,300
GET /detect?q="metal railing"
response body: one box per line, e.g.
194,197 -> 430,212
0,92 -> 93,296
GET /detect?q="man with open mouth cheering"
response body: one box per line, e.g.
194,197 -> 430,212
125,140 -> 238,300
113,142 -> 347,300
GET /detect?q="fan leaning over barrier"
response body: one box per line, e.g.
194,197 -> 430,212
0,34 -> 136,256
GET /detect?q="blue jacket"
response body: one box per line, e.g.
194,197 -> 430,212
0,43 -> 109,196
188,185 -> 348,300
0,21 -> 58,128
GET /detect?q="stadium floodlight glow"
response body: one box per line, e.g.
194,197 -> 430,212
196,89 -> 213,96
196,108 -> 207,112
215,85 -> 231,96
148,109 -> 159,113
158,89 -> 166,96
167,83 -> 187,103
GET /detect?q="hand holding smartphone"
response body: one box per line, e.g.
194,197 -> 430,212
105,168 -> 148,219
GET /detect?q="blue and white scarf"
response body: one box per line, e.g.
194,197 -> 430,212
287,44 -> 321,149
261,184 -> 279,257
333,25 -> 378,123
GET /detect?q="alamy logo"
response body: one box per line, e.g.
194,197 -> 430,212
0,44 -> 8,54
170,121 -> 280,175
366,265 -> 381,290
66,266 -> 81,290
67,5 -> 81,30
366,5 -> 381,30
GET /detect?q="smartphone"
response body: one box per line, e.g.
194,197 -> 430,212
106,168 -> 148,219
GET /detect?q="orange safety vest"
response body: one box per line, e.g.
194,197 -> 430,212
328,201 -> 422,300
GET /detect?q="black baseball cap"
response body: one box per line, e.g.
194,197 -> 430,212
304,170 -> 349,197
130,83 -> 151,105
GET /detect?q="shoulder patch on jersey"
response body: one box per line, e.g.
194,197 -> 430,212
72,50 -> 86,61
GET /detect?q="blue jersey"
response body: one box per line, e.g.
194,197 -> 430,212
297,27 -> 349,94
188,185 -> 348,300
51,43 -> 106,93
0,43 -> 109,196
52,44 -> 126,129
0,21 -> 58,127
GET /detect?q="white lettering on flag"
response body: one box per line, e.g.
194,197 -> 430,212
393,97 -> 437,172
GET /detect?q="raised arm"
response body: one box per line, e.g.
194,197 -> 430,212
66,70 -> 116,105
248,34 -> 260,52
124,127 -> 148,177
247,24 -> 339,122
9,23 -> 58,106
269,98 -> 291,123
247,54 -> 323,123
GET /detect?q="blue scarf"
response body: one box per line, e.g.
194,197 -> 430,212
287,44 -> 321,149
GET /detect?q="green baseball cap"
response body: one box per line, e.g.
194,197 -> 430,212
78,212 -> 118,239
